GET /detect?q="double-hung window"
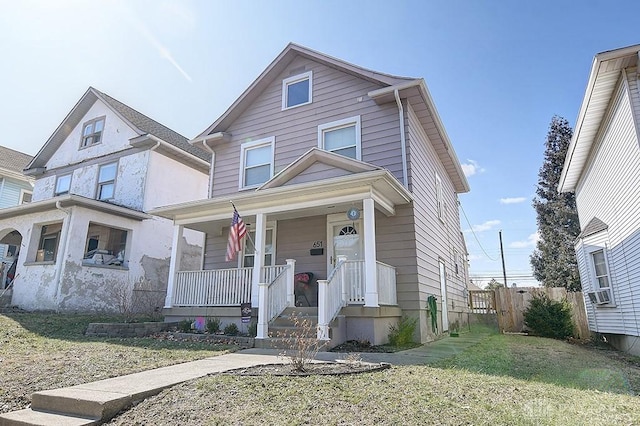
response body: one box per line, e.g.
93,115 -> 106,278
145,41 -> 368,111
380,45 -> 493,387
243,227 -> 275,268
81,117 -> 105,148
318,116 -> 361,160
240,138 -> 274,189
55,174 -> 72,196
282,71 -> 312,110
97,162 -> 117,200
590,249 -> 613,304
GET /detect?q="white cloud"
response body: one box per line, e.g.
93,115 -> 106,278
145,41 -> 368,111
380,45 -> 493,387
500,197 -> 526,205
467,220 -> 501,233
461,159 -> 485,177
509,232 -> 540,249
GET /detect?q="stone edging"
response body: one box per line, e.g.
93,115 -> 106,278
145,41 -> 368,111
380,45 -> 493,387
85,321 -> 177,338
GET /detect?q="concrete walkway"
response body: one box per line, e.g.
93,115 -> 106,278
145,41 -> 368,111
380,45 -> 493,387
0,331 -> 489,426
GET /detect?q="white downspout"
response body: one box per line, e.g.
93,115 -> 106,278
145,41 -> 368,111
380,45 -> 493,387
200,142 -> 215,199
53,201 -> 73,308
394,89 -> 409,189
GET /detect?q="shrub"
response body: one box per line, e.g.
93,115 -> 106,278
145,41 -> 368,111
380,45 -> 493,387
275,311 -> 326,372
248,320 -> 257,337
224,323 -> 239,336
206,317 -> 221,334
177,319 -> 192,333
524,293 -> 575,339
388,316 -> 417,346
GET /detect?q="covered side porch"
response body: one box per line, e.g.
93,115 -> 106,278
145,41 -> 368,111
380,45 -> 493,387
152,168 -> 412,343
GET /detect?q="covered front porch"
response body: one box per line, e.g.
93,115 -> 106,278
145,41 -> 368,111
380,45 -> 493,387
152,159 -> 412,343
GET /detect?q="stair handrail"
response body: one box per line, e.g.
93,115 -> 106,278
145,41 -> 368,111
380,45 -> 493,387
317,256 -> 347,340
257,259 -> 296,339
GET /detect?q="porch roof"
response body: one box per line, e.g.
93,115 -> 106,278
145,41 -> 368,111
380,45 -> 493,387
0,194 -> 150,221
150,169 -> 412,232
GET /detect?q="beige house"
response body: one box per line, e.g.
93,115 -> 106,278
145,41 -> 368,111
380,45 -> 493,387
153,43 -> 471,346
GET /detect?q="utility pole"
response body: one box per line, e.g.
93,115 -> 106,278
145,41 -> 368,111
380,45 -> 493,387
499,230 -> 507,287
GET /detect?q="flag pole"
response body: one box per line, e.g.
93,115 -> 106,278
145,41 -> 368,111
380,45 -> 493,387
229,201 -> 256,253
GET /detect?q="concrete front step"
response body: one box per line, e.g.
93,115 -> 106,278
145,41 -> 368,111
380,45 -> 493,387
0,409 -> 96,426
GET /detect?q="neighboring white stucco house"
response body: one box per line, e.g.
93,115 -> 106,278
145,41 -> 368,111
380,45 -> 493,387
0,146 -> 34,289
0,87 -> 209,312
559,44 -> 640,355
152,43 -> 471,346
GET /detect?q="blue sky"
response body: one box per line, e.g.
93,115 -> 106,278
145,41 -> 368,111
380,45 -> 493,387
1,0 -> 639,287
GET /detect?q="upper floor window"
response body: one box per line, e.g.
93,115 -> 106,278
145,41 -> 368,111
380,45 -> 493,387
55,174 -> 72,196
20,190 -> 32,204
239,138 -> 274,189
282,71 -> 312,110
81,117 -> 105,148
318,116 -> 361,160
97,162 -> 117,200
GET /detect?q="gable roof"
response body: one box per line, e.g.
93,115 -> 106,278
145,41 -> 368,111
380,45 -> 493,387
559,44 -> 640,192
25,87 -> 210,174
0,145 -> 33,181
193,43 -> 414,139
577,217 -> 608,239
258,147 -> 381,190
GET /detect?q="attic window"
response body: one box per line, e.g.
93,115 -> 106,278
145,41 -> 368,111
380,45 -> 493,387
282,71 -> 312,110
81,117 -> 105,148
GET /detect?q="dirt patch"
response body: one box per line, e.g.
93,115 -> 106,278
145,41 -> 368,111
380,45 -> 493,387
330,339 -> 419,353
222,361 -> 391,376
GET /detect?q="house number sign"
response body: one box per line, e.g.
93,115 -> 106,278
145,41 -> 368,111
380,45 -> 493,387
312,240 -> 323,248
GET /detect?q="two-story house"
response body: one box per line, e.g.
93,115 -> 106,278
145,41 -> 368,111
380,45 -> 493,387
559,44 -> 640,355
152,43 -> 471,346
0,87 -> 209,312
0,146 -> 34,290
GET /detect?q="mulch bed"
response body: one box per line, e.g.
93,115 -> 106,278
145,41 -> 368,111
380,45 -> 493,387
221,361 -> 391,376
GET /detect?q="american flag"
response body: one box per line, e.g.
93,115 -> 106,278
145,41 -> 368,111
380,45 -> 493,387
225,207 -> 247,261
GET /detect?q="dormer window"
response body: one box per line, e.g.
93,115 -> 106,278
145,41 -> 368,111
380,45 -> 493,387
282,71 -> 312,110
81,117 -> 105,148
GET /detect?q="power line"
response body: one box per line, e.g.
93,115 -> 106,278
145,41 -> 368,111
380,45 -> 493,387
458,201 -> 499,261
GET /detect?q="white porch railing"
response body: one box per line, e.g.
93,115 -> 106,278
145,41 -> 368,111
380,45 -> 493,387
262,264 -> 287,284
345,260 -> 365,304
257,259 -> 296,339
317,256 -> 348,340
173,267 -> 252,306
377,261 -> 397,305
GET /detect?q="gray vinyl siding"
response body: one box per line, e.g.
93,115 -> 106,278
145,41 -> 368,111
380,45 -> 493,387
275,216 -> 326,280
211,56 -> 403,197
406,103 -> 468,329
203,231 -> 230,270
574,73 -> 640,337
284,162 -> 352,187
0,177 -> 30,209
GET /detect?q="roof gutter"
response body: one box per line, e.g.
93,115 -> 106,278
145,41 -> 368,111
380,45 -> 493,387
131,134 -> 210,170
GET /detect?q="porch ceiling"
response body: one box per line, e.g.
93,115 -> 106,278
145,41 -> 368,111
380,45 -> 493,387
150,169 -> 412,233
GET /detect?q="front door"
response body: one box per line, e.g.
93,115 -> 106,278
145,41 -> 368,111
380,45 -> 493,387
326,214 -> 363,276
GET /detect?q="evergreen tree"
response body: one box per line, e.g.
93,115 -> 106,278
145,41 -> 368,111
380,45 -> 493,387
531,116 -> 581,291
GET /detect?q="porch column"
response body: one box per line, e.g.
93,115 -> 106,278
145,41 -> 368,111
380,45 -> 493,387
251,213 -> 266,308
164,224 -> 184,308
363,197 -> 379,307
257,282 -> 268,339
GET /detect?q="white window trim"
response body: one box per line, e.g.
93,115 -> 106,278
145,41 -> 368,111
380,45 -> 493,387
317,115 -> 362,160
587,246 -> 615,306
282,71 -> 312,110
436,173 -> 444,223
55,174 -> 72,196
19,189 -> 33,204
240,222 -> 277,268
96,162 -> 118,201
80,116 -> 106,149
239,137 -> 275,190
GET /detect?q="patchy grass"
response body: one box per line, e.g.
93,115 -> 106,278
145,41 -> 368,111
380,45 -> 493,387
0,313 -> 237,414
434,333 -> 640,395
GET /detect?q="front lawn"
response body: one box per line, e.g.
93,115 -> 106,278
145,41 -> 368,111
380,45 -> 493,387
0,312 -> 236,415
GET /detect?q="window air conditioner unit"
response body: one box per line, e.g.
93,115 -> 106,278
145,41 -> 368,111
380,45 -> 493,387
596,289 -> 611,304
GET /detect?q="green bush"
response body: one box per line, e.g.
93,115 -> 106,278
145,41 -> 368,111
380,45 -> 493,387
224,323 -> 239,336
524,293 -> 575,339
388,316 -> 417,346
177,319 -> 192,333
206,317 -> 221,334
